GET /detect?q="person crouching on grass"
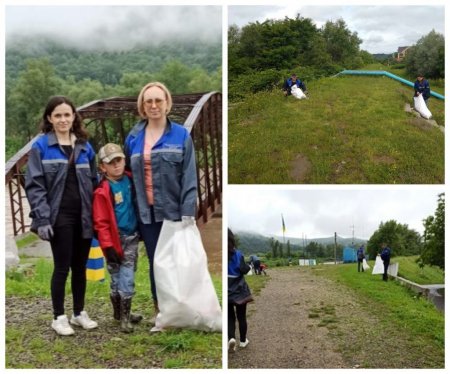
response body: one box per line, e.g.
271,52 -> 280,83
93,143 -> 142,333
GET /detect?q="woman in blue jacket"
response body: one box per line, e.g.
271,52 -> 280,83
124,82 -> 197,323
228,229 -> 253,352
25,96 -> 98,336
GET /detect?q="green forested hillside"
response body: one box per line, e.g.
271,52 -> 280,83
235,231 -> 366,257
6,37 -> 221,84
228,75 -> 444,184
5,37 -> 221,158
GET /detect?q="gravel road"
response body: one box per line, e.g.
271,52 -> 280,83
228,266 -> 435,369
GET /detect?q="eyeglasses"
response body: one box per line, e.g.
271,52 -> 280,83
144,98 -> 166,107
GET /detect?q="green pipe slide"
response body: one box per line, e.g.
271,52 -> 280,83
335,70 -> 444,100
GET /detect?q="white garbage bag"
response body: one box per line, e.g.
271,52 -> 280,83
291,85 -> 307,100
414,94 -> 432,119
362,258 -> 370,271
372,255 -> 384,275
153,220 -> 222,332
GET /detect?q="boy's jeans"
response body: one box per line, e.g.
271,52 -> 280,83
108,233 -> 139,298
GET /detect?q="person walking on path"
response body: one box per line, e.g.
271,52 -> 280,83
380,243 -> 391,281
25,96 -> 98,336
93,143 -> 143,333
357,245 -> 365,272
228,229 -> 253,353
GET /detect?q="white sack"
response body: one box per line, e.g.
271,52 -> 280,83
291,85 -> 306,100
372,255 -> 384,274
362,258 -> 370,271
414,94 -> 432,119
153,220 -> 222,332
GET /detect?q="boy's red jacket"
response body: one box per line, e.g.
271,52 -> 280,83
92,171 -> 133,259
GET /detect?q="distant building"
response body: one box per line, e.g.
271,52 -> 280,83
394,46 -> 410,62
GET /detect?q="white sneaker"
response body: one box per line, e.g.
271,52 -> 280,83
239,339 -> 249,348
70,311 -> 98,330
228,338 -> 236,353
52,315 -> 75,336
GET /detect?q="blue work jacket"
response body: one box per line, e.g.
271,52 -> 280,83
124,119 -> 197,224
25,132 -> 97,238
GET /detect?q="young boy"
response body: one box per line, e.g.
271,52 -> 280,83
93,143 -> 142,333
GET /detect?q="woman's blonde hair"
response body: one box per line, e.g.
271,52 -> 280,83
137,81 -> 173,118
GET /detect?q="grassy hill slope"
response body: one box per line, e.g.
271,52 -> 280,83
229,75 -> 444,184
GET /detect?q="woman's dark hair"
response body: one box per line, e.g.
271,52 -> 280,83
228,228 -> 236,258
40,96 -> 89,141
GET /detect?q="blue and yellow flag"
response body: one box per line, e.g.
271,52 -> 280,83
86,238 -> 105,282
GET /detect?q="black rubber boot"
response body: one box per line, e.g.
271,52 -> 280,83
120,296 -> 134,333
110,293 -> 121,321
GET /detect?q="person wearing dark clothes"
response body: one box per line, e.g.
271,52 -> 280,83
25,96 -> 98,336
249,254 -> 261,275
357,245 -> 365,272
380,243 -> 391,281
283,73 -> 307,96
414,73 -> 431,106
228,229 -> 253,353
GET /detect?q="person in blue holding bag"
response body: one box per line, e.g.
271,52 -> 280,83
283,73 -> 307,97
380,243 -> 391,281
124,82 -> 197,324
414,72 -> 431,106
357,245 -> 365,272
25,96 -> 98,336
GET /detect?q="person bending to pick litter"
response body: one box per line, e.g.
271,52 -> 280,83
283,73 -> 307,97
414,73 -> 431,106
93,143 -> 142,333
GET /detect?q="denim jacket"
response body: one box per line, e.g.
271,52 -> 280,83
124,119 -> 197,224
25,132 -> 97,238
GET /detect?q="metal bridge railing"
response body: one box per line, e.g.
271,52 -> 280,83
5,92 -> 222,236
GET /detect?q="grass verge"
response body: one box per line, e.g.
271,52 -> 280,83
5,253 -> 222,369
312,263 -> 444,367
229,72 -> 444,184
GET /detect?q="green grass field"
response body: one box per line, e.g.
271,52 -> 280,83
5,254 -> 222,369
392,256 -> 444,285
229,74 -> 444,184
312,263 -> 444,361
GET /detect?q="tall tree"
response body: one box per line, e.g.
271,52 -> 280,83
321,18 -> 362,67
405,30 -> 445,79
419,193 -> 445,270
366,220 -> 422,259
7,58 -> 62,139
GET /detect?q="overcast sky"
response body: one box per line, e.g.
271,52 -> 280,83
5,5 -> 221,50
228,5 -> 444,53
228,188 -> 443,240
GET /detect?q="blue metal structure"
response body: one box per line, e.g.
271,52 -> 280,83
343,246 -> 357,263
335,70 -> 445,100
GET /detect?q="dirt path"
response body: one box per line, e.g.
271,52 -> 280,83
229,267 -> 429,369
